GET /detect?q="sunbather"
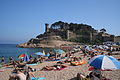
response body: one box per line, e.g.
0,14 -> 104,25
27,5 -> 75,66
41,64 -> 67,71
24,66 -> 36,80
16,61 -> 26,68
41,66 -> 56,71
27,58 -> 38,64
76,73 -> 88,80
9,69 -> 26,80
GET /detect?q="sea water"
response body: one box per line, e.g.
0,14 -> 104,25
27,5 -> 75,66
0,44 -> 50,63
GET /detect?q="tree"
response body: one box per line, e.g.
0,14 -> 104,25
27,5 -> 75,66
100,28 -> 106,33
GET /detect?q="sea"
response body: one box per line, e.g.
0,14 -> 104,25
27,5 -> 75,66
0,44 -> 50,63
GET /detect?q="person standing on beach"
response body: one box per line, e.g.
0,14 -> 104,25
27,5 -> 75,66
29,54 -> 33,60
9,56 -> 13,63
1,56 -> 5,65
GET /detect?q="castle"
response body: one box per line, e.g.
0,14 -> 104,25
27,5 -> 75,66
17,21 -> 120,48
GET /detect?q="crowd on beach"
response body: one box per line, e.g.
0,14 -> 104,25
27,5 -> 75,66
0,44 -> 120,80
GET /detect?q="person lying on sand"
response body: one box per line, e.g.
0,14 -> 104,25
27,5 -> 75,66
41,64 -> 67,71
64,56 -> 81,63
16,61 -> 26,68
3,61 -> 19,68
9,69 -> 26,80
64,58 -> 72,63
77,73 -> 89,80
27,58 -> 38,64
38,56 -> 45,63
11,66 -> 36,80
77,72 -> 100,80
57,61 -> 65,64
76,72 -> 111,80
41,66 -> 56,71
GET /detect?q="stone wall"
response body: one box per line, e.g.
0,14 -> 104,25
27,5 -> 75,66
114,36 -> 120,42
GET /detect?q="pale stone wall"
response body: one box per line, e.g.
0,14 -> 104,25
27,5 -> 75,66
114,36 -> 120,42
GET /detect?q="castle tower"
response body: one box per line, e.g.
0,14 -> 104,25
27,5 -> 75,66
67,30 -> 70,40
90,32 -> 93,41
45,23 -> 49,32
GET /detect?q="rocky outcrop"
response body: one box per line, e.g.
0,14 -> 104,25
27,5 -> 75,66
17,33 -> 75,48
17,40 -> 74,48
17,22 -> 87,48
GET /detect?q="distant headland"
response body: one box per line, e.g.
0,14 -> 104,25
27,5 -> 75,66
17,21 -> 120,48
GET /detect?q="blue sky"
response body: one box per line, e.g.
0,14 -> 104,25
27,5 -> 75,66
0,0 -> 120,44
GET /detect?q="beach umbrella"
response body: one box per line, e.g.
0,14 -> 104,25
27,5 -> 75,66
23,54 -> 30,62
89,55 -> 120,70
18,54 -> 25,59
34,52 -> 45,56
85,46 -> 92,51
45,53 -> 50,57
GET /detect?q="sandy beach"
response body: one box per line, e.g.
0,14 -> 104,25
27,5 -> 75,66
0,51 -> 120,80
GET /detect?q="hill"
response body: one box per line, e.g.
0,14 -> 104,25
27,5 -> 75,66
17,21 -> 115,48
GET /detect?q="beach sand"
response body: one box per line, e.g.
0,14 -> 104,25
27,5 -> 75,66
0,52 -> 120,80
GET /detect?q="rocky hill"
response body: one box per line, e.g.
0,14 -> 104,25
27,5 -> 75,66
17,21 -> 115,48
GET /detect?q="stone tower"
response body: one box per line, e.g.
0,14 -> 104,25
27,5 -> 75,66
45,23 -> 49,32
90,32 -> 93,41
67,30 -> 70,40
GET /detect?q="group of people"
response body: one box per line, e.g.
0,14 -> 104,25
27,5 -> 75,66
77,68 -> 111,80
9,66 -> 36,80
1,56 -> 13,65
41,62 -> 67,71
1,45 -> 118,80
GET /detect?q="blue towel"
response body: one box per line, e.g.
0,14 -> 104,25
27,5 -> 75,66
45,59 -> 62,61
26,63 -> 38,66
53,59 -> 62,61
31,77 -> 46,80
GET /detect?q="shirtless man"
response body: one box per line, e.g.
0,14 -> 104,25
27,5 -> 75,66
15,69 -> 26,80
9,69 -> 26,80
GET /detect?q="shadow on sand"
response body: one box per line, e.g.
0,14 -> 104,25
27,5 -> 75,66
69,77 -> 77,80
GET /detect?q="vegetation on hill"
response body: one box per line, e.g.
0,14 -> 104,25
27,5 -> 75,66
51,21 -> 102,44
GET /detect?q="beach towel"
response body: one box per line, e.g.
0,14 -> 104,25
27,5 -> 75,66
54,67 -> 67,71
53,59 -> 62,61
0,69 -> 5,72
71,61 -> 87,66
45,59 -> 62,62
88,67 -> 112,71
31,77 -> 46,80
61,57 -> 68,59
26,63 -> 38,66
54,65 -> 68,71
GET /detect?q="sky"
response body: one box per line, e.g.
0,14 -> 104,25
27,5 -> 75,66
0,0 -> 120,44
